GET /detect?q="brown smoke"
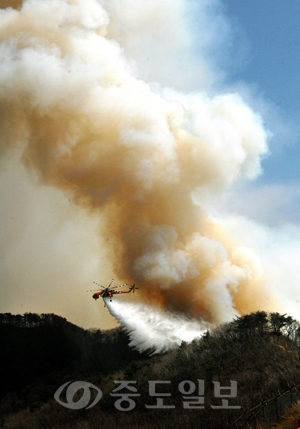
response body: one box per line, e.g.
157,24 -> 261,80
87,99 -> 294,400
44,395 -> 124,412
0,0 -> 275,325
0,0 -> 22,10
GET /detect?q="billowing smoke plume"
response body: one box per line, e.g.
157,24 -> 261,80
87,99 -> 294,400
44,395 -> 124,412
0,0 -> 281,329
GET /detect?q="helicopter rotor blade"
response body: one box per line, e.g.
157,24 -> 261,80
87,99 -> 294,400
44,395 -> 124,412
89,280 -> 135,293
130,284 -> 138,292
93,282 -> 106,289
114,283 -> 128,289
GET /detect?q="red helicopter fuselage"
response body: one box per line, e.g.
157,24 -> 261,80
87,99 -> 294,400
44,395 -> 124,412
92,282 -> 138,302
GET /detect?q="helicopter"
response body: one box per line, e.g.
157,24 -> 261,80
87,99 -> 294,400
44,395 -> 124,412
88,279 -> 138,303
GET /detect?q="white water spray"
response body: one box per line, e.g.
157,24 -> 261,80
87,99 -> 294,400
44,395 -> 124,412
104,297 -> 210,354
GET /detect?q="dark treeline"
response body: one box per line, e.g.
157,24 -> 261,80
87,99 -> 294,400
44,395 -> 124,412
0,312 -> 68,328
231,311 -> 300,340
0,312 -> 148,405
1,311 -> 300,429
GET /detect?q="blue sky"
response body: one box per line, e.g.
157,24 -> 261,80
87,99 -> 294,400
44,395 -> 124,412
1,0 -> 300,327
222,0 -> 300,185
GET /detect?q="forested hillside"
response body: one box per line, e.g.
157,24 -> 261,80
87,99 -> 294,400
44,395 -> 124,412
1,311 -> 300,429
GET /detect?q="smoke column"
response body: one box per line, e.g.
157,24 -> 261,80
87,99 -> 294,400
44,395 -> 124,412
0,0 -> 283,333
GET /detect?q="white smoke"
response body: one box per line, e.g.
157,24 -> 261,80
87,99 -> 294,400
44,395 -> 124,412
0,0 -> 299,340
104,297 -> 210,354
